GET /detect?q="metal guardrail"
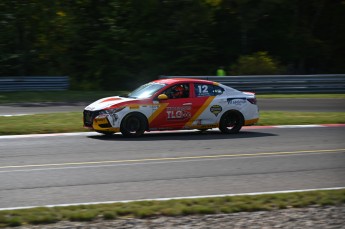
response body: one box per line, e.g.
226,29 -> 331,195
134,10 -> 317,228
160,75 -> 345,93
0,76 -> 69,91
1,75 -> 344,93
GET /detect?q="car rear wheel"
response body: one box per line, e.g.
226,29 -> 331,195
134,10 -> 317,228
219,111 -> 244,134
120,113 -> 147,137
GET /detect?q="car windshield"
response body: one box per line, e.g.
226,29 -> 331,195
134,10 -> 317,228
128,82 -> 166,99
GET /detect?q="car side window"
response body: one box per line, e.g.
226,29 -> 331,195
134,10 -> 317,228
194,84 -> 224,97
213,85 -> 224,95
162,83 -> 190,99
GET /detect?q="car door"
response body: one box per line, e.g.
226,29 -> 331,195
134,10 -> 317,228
183,83 -> 224,128
149,83 -> 194,129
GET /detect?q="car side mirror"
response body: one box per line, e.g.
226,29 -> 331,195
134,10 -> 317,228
157,94 -> 168,100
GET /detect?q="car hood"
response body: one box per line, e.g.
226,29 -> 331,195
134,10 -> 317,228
84,96 -> 137,111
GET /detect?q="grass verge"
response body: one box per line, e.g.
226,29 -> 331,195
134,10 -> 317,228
0,91 -> 127,104
0,111 -> 344,135
0,189 -> 344,227
0,92 -> 344,104
256,93 -> 345,99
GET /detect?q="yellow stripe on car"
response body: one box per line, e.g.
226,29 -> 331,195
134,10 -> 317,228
148,103 -> 168,124
245,118 -> 259,125
186,96 -> 215,127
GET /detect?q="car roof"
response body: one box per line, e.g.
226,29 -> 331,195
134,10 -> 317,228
153,78 -> 217,85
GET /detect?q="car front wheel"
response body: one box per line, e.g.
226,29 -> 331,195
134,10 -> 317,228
219,111 -> 244,134
120,113 -> 147,137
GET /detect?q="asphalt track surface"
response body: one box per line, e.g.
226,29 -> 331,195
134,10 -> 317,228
0,99 -> 344,209
0,126 -> 344,209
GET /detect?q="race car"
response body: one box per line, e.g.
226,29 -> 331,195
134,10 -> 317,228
83,78 -> 259,137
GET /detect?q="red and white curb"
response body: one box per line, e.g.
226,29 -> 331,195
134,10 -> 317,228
0,187 -> 344,211
242,124 -> 345,129
0,124 -> 344,139
0,114 -> 29,117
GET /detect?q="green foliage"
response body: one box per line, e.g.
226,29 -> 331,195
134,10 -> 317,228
103,211 -> 118,220
0,0 -> 345,89
230,51 -> 282,75
181,205 -> 217,215
27,215 -> 59,225
2,217 -> 22,227
67,211 -> 98,222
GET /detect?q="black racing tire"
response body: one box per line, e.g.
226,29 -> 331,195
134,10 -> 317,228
120,113 -> 147,137
219,111 -> 244,134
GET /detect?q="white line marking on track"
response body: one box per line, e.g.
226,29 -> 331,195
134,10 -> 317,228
0,149 -> 345,174
1,148 -> 343,170
0,187 -> 344,211
1,149 -> 343,173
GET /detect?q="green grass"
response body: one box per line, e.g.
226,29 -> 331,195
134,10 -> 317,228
0,91 -> 344,104
0,189 -> 344,227
0,112 -> 84,135
256,93 -> 345,99
0,91 -> 128,104
260,111 -> 345,126
0,111 -> 344,135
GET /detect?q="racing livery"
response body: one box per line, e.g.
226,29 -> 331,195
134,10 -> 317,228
83,78 -> 259,137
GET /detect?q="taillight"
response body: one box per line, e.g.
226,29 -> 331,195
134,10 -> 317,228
247,98 -> 257,104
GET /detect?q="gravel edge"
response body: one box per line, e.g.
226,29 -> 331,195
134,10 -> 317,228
7,204 -> 345,229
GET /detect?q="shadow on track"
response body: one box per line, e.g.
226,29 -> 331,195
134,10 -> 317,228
87,130 -> 276,141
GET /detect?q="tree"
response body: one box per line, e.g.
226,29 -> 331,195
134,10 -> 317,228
1,0 -> 344,90
0,1 -> 71,76
230,51 -> 282,75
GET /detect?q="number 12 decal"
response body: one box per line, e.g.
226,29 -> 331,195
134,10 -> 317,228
198,85 -> 208,94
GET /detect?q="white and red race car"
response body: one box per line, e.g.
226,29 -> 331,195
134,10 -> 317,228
83,78 -> 259,137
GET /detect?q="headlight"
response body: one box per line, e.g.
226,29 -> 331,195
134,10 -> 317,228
99,107 -> 125,115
